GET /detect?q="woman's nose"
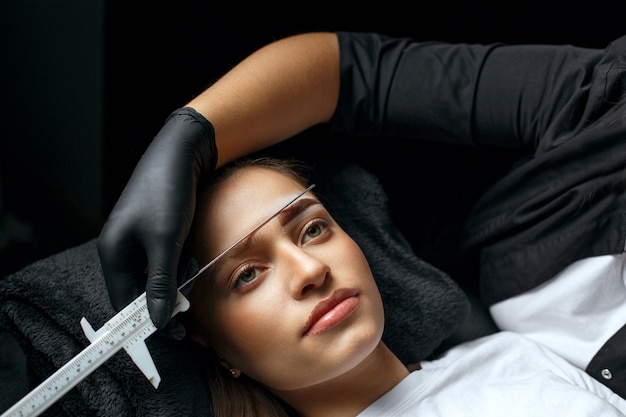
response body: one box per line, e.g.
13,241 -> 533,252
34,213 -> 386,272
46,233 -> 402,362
283,246 -> 330,299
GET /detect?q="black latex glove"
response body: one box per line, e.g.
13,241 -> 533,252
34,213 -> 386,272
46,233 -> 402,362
98,107 -> 217,329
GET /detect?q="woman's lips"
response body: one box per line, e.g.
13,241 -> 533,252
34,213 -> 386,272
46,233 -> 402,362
303,288 -> 360,336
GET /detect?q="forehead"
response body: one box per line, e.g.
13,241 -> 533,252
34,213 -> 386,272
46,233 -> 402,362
196,167 -> 308,253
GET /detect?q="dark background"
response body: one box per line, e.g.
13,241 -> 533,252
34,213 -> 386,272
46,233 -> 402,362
1,0 -> 623,280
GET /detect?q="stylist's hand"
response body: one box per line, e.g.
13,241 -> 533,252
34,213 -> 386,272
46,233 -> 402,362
97,107 -> 217,329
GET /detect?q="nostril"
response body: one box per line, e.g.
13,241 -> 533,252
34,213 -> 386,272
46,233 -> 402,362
301,283 -> 316,295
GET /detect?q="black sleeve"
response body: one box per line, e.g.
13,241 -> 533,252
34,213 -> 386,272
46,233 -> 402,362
329,31 -> 604,150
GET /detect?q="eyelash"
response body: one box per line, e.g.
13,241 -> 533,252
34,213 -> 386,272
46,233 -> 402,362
229,218 -> 330,290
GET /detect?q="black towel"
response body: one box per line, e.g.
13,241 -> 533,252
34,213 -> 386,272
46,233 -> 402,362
0,238 -> 213,416
0,162 -> 468,416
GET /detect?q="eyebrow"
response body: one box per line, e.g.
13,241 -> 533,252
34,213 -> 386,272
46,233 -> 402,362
210,197 -> 322,274
277,197 -> 320,226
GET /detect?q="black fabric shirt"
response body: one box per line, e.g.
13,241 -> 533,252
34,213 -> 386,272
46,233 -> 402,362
329,31 -> 626,395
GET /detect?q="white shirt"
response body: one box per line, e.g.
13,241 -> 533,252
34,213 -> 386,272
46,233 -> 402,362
358,332 -> 626,416
490,253 -> 626,369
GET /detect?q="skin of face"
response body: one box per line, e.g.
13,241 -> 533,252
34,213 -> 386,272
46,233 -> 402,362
187,166 -> 386,392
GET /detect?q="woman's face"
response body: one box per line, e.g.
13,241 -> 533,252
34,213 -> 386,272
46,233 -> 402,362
188,166 -> 385,391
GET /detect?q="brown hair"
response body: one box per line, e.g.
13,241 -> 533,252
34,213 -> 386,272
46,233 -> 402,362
200,155 -> 312,195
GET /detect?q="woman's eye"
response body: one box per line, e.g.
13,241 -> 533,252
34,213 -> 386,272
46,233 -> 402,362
233,265 -> 262,288
302,220 -> 328,243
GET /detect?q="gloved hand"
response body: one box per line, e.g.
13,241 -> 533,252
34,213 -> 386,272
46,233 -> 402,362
97,107 -> 217,329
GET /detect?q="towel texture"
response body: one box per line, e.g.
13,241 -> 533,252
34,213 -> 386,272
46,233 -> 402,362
0,162 -> 468,416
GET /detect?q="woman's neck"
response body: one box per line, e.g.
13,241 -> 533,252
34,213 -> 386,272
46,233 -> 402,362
275,342 -> 411,417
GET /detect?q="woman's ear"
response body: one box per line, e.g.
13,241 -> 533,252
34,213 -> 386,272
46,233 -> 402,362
215,354 -> 241,378
225,366 -> 242,378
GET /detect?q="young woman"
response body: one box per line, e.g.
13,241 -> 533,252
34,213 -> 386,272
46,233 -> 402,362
180,157 -> 626,417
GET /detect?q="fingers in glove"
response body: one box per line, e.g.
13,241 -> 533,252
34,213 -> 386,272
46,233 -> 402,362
98,228 -> 147,312
145,245 -> 181,329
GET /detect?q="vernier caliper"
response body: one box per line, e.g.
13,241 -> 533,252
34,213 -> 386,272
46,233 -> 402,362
1,184 -> 314,417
